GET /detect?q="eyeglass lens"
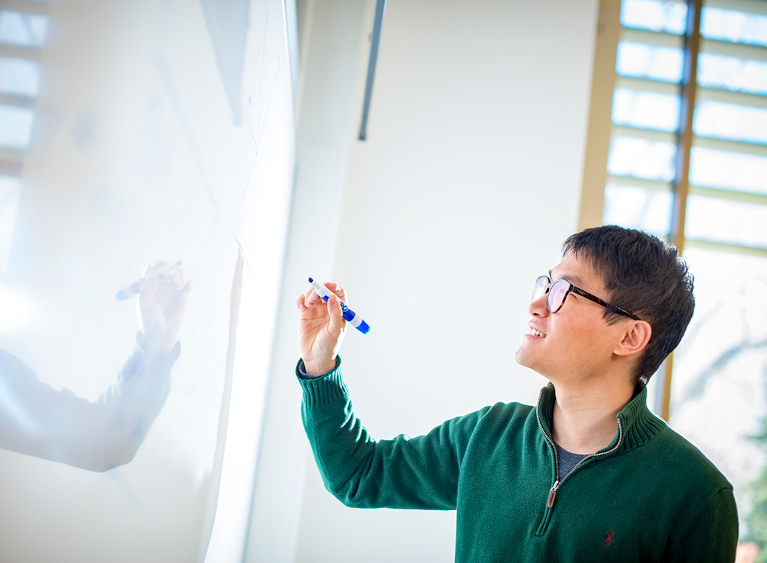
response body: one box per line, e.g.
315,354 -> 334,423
532,276 -> 571,314
532,276 -> 548,302
548,280 -> 569,313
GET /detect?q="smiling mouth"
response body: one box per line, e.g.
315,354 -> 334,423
528,327 -> 547,338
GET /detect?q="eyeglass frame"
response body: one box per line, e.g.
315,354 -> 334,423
533,275 -> 641,321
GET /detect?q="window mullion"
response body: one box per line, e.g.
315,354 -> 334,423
662,0 -> 703,422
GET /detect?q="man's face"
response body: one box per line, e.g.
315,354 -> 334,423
515,252 -> 629,383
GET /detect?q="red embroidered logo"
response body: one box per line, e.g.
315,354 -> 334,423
603,530 -> 615,547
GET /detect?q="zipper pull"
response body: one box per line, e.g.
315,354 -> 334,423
546,480 -> 560,508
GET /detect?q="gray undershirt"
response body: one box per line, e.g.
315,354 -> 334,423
554,442 -> 588,480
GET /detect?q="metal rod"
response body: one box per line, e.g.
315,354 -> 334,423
660,0 -> 702,422
358,0 -> 387,141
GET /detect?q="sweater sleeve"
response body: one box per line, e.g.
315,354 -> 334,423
0,337 -> 178,472
298,359 -> 488,511
668,486 -> 738,563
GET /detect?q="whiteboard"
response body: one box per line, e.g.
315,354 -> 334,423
0,0 -> 296,561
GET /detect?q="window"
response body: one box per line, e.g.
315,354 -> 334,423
0,4 -> 48,275
581,0 -> 767,552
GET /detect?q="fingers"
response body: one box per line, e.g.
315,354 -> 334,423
170,265 -> 186,286
139,265 -> 190,312
143,261 -> 168,277
305,288 -> 321,305
181,279 -> 194,297
324,282 -> 347,304
297,281 -> 349,325
296,290 -> 326,314
299,287 -> 320,310
143,261 -> 184,286
296,293 -> 307,312
326,294 -> 346,336
302,282 -> 347,306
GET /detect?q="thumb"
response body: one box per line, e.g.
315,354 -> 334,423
327,295 -> 346,336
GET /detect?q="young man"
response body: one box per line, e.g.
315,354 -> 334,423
295,226 -> 738,561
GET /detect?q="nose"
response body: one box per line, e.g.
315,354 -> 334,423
529,293 -> 549,318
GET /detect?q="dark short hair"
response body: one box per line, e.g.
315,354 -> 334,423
562,225 -> 694,385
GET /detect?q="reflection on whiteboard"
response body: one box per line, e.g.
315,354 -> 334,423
0,0 -> 296,561
0,261 -> 191,471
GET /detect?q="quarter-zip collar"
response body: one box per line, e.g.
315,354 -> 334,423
535,382 -> 668,459
534,382 -> 668,535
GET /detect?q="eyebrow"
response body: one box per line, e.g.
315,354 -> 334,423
548,269 -> 585,287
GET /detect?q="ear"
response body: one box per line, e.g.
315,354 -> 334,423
614,320 -> 652,358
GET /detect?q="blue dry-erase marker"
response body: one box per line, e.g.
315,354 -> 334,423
308,278 -> 371,334
115,261 -> 182,302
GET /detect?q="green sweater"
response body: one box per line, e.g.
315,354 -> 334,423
298,360 -> 738,562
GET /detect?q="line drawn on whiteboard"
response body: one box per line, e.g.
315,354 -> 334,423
153,52 -> 221,212
247,59 -> 281,151
241,3 -> 281,199
257,8 -> 269,141
244,2 -> 269,153
242,58 -> 281,198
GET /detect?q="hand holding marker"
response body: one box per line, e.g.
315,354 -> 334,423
115,261 -> 183,301
308,278 -> 370,334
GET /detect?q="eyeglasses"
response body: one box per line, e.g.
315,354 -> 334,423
532,275 -> 640,320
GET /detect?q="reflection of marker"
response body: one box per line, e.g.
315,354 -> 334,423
308,278 -> 370,334
115,262 -> 182,302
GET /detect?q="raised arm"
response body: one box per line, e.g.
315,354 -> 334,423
0,342 -> 177,471
298,362 -> 488,510
295,281 -> 483,510
0,261 -> 193,471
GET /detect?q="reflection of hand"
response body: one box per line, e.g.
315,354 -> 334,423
296,282 -> 346,376
137,261 -> 194,356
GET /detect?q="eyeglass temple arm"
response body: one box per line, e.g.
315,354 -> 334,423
570,287 -> 640,321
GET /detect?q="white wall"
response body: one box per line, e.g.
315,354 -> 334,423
285,0 -> 600,561
244,2 -> 369,561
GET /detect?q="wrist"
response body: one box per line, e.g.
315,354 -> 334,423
138,331 -> 177,356
303,358 -> 337,377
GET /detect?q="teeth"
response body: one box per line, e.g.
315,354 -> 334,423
529,327 -> 546,338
